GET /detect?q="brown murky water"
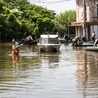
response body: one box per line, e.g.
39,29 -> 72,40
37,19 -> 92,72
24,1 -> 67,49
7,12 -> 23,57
0,42 -> 98,98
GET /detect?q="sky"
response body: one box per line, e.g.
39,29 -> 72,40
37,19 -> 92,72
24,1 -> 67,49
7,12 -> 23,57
27,0 -> 76,14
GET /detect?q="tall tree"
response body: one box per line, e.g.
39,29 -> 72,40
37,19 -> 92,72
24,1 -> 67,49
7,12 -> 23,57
0,0 -> 56,41
55,10 -> 76,37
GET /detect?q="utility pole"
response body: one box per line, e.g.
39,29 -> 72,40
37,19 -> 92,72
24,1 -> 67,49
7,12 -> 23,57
83,0 -> 87,41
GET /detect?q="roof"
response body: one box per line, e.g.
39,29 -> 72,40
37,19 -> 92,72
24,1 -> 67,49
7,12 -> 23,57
40,34 -> 58,38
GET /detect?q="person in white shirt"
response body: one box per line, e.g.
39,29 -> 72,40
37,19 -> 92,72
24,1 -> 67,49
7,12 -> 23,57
92,31 -> 95,41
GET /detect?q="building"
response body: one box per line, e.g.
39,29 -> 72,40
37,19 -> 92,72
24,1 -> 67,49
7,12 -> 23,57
71,0 -> 98,41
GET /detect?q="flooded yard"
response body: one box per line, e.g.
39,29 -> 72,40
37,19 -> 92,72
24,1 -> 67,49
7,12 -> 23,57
0,42 -> 98,98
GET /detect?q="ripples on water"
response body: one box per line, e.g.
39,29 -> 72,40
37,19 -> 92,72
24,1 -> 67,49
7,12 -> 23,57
0,43 -> 98,98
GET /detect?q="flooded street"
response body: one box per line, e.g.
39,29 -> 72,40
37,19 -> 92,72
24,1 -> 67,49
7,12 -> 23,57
0,43 -> 98,98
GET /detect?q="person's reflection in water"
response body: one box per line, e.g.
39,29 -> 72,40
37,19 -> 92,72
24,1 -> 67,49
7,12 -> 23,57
12,54 -> 19,78
32,45 -> 35,52
26,45 -> 35,52
12,54 -> 19,68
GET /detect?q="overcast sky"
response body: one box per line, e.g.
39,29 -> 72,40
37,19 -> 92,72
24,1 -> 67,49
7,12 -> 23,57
27,0 -> 76,14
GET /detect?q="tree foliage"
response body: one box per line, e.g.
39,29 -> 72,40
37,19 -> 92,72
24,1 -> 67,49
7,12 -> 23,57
0,0 -> 76,42
0,0 -> 56,41
55,10 -> 76,37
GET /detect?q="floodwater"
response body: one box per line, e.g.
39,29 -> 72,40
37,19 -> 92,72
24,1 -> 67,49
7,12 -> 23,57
0,43 -> 98,98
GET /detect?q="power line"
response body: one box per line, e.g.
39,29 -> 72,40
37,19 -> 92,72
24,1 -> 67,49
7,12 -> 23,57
39,0 -> 71,3
39,0 -> 71,6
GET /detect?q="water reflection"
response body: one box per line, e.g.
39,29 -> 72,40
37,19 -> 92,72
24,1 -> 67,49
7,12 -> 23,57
0,43 -> 39,78
76,50 -> 98,98
25,45 -> 35,52
12,54 -> 19,68
84,51 -> 98,76
1,43 -> 98,97
39,52 -> 60,68
72,45 -> 84,51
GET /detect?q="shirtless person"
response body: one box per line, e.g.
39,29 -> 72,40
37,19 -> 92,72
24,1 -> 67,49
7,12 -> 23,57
11,39 -> 19,67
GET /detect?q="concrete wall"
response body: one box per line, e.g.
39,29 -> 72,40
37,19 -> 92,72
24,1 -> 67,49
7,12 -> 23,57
76,0 -> 98,40
76,0 -> 98,22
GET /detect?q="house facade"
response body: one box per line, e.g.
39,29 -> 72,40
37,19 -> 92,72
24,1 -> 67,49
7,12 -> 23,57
71,0 -> 98,41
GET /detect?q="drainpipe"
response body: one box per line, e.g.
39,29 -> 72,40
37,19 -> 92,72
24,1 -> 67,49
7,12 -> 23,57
83,0 -> 87,41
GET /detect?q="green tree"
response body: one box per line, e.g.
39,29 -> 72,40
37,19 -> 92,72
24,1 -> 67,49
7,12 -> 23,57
0,0 -> 56,41
55,10 -> 76,37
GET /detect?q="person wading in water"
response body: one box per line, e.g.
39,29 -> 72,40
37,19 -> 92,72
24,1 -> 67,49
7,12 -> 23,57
11,39 -> 19,67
